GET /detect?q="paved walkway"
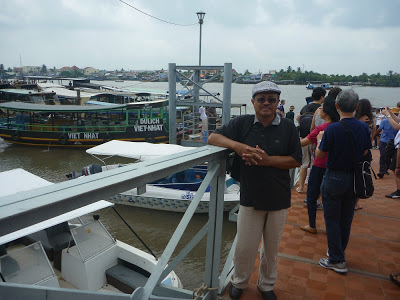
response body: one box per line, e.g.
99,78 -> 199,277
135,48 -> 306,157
222,149 -> 400,299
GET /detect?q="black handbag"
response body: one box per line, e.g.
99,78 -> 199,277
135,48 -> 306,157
341,120 -> 375,199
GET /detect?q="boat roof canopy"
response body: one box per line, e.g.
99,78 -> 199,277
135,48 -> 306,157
86,140 -> 195,161
42,87 -> 114,99
0,88 -> 55,95
85,100 -> 125,106
0,200 -> 113,245
0,168 -> 114,245
0,168 -> 53,198
0,101 -> 127,112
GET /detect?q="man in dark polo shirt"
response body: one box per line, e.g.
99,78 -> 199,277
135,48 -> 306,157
208,81 -> 302,300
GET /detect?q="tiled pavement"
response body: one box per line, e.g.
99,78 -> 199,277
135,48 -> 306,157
222,149 -> 400,299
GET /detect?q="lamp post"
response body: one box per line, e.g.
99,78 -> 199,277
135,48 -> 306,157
196,11 -> 205,66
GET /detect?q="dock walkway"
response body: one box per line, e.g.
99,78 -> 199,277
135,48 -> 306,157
222,149 -> 400,299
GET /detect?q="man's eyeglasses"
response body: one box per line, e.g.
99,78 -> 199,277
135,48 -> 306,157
255,97 -> 278,104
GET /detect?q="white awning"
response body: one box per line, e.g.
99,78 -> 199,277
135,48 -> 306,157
0,200 -> 114,245
86,140 -> 196,161
0,168 -> 53,197
0,168 -> 114,245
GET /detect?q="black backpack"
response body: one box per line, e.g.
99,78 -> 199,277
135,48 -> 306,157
299,104 -> 317,138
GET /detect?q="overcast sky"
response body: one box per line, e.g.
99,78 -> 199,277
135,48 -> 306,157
1,0 -> 399,76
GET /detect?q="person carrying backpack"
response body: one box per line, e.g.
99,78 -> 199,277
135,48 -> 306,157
295,87 -> 326,193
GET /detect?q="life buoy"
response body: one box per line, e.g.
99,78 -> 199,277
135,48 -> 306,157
145,136 -> 154,143
11,131 -> 21,142
103,133 -> 112,143
59,134 -> 69,145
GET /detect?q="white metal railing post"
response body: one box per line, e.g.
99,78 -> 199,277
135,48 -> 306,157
203,158 -> 226,299
168,63 -> 177,144
132,164 -> 219,300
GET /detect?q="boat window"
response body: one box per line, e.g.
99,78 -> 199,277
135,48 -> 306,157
30,95 -> 45,104
152,107 -> 162,118
141,107 -> 151,118
0,242 -> 55,285
70,220 -> 115,262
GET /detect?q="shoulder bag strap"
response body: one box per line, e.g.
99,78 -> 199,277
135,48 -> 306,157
238,115 -> 255,143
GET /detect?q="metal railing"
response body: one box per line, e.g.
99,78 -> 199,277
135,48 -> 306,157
0,145 -> 231,300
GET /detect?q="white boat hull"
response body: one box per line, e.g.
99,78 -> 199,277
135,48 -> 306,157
109,183 -> 240,213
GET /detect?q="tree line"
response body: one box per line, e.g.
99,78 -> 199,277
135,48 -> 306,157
273,66 -> 400,87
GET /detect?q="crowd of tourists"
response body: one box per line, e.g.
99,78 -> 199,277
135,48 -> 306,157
207,81 -> 399,300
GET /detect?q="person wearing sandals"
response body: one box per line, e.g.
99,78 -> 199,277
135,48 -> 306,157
316,90 -> 371,274
299,96 -> 340,234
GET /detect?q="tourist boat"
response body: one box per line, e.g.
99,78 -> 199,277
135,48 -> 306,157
0,168 -> 182,295
0,100 -> 186,147
71,140 -> 240,213
306,82 -> 332,90
235,75 -> 263,84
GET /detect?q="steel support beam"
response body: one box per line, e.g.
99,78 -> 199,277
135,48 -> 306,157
222,63 -> 232,125
175,66 -> 223,71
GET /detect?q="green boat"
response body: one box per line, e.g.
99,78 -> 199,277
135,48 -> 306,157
0,100 -> 185,148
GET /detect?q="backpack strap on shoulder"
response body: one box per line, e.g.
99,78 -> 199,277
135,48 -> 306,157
238,115 -> 255,142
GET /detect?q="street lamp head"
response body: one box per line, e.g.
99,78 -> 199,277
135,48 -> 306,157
196,11 -> 206,24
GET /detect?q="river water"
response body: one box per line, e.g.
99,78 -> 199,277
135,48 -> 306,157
0,82 -> 398,290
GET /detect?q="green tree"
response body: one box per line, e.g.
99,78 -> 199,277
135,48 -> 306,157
71,69 -> 84,78
60,70 -> 71,77
40,64 -> 47,75
359,73 -> 368,83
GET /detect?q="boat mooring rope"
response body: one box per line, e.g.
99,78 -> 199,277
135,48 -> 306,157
112,207 -> 158,260
192,283 -> 219,299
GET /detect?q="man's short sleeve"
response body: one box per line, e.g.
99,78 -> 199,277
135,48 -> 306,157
213,115 -> 246,141
299,104 -> 308,115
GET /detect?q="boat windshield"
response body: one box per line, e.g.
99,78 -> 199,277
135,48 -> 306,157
70,220 -> 115,262
0,242 -> 55,285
